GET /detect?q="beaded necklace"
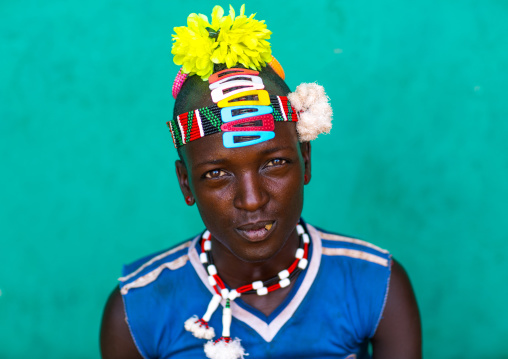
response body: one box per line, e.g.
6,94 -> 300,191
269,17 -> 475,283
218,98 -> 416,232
184,223 -> 310,359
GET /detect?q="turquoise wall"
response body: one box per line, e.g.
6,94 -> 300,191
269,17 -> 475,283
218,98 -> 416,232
1,0 -> 507,357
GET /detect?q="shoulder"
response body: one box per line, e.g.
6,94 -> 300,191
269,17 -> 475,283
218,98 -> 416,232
100,286 -> 144,359
371,259 -> 422,358
101,235 -> 201,359
119,237 -> 197,295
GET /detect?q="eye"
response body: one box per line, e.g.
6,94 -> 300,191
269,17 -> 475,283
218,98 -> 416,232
265,158 -> 288,167
204,169 -> 228,179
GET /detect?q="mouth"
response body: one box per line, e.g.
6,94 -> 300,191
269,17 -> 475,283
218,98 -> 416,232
236,220 -> 275,242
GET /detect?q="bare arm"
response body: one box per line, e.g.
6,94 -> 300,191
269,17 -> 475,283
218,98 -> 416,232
371,259 -> 422,359
100,286 -> 144,359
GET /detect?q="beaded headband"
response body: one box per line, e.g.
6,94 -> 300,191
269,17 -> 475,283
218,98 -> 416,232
167,94 -> 298,148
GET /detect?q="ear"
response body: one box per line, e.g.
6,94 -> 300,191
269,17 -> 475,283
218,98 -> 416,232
300,142 -> 311,185
175,160 -> 195,205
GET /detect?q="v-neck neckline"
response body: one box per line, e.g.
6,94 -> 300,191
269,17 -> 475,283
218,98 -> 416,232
188,223 -> 322,342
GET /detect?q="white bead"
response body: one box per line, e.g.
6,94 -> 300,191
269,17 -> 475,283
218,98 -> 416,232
278,269 -> 289,280
204,241 -> 212,251
222,305 -> 232,337
279,278 -> 291,288
302,233 -> 310,244
208,276 -> 217,286
252,280 -> 263,290
202,294 -> 222,322
256,287 -> 268,296
202,230 -> 210,239
298,258 -> 308,270
207,264 -> 217,276
228,289 -> 240,300
200,252 -> 208,263
221,288 -> 229,299
296,224 -> 305,235
295,248 -> 304,259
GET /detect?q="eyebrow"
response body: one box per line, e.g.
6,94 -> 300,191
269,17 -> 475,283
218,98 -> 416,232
192,158 -> 227,168
191,145 -> 294,168
259,145 -> 293,155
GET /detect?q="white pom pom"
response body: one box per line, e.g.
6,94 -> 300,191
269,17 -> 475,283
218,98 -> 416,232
194,325 -> 216,340
288,83 -> 333,142
184,316 -> 199,332
204,338 -> 247,359
184,316 -> 216,339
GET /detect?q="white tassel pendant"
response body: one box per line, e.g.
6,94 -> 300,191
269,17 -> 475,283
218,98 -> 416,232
184,294 -> 222,340
204,299 -> 247,359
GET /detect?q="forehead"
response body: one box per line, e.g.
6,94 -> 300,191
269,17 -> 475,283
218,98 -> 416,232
180,122 -> 300,168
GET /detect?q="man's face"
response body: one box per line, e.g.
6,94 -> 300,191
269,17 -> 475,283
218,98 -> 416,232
176,123 -> 311,263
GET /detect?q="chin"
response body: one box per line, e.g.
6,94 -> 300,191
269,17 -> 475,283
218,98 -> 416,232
231,240 -> 287,264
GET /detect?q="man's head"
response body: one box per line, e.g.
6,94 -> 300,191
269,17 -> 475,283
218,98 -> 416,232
173,64 -> 311,263
168,5 -> 331,263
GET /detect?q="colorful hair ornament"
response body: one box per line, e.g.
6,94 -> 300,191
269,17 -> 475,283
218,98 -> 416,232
288,83 -> 333,142
172,69 -> 188,99
209,68 -> 259,84
171,5 -> 272,81
268,56 -> 285,80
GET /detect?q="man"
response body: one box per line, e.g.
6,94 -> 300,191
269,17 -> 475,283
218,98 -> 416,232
100,6 -> 421,359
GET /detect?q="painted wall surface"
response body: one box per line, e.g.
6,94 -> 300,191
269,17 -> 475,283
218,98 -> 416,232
1,0 -> 507,358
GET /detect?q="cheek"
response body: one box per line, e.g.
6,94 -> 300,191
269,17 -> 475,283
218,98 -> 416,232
193,184 -> 234,223
266,174 -> 304,209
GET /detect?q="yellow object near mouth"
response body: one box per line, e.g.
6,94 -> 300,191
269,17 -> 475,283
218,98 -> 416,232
265,223 -> 272,231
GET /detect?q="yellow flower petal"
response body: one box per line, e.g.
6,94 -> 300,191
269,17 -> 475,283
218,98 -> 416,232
171,5 -> 272,77
211,5 -> 224,29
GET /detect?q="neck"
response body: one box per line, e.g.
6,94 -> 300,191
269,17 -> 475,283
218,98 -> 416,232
210,228 -> 300,289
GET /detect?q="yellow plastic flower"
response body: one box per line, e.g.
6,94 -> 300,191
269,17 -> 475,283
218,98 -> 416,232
171,5 -> 272,80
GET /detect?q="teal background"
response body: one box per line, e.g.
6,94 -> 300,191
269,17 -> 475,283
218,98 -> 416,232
1,0 -> 507,357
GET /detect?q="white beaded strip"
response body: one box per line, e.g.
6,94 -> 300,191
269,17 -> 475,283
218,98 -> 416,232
279,278 -> 291,288
204,240 -> 212,251
298,258 -> 308,270
256,287 -> 268,296
252,280 -> 264,290
278,269 -> 289,280
221,288 -> 230,299
302,233 -> 310,244
207,265 -> 217,276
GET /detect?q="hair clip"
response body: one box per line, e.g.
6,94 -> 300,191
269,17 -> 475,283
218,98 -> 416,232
208,68 -> 259,84
222,131 -> 275,148
209,75 -> 263,90
210,81 -> 265,103
220,105 -> 273,123
221,114 -> 275,132
217,90 -> 270,108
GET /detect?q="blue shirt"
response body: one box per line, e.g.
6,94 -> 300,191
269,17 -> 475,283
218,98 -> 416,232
119,222 -> 391,359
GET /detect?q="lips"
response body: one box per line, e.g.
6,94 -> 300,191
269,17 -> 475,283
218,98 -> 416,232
236,220 -> 275,242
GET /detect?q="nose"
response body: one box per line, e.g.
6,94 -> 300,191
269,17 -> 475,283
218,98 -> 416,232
233,172 -> 269,212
